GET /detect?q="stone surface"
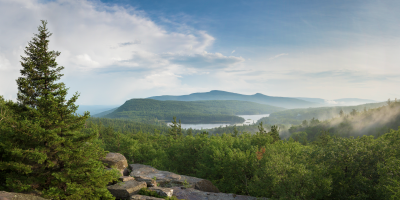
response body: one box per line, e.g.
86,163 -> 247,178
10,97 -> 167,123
129,164 -> 219,192
147,187 -> 173,197
193,179 -> 220,193
102,152 -> 129,176
107,180 -> 147,199
129,164 -> 181,187
129,195 -> 164,200
120,176 -> 135,182
0,191 -> 49,200
171,187 -> 268,200
134,176 -> 157,187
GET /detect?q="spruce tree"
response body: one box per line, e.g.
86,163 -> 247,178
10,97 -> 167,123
0,20 -> 118,199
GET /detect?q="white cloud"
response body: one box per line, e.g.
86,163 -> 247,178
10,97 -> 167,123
231,50 -> 235,54
269,53 -> 288,60
0,0 -> 236,104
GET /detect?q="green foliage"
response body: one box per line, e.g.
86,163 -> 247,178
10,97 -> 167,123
0,21 -> 116,199
90,113 -> 400,199
104,99 -> 283,124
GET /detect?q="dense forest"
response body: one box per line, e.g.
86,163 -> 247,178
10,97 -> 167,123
87,102 -> 400,199
102,99 -> 284,124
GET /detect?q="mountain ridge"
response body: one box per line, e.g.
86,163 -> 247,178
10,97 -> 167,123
148,90 -> 319,109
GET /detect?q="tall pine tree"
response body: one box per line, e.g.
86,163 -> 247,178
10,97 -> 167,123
0,20 -> 118,199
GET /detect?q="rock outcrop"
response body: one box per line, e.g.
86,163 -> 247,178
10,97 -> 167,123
129,164 -> 219,192
104,153 -> 267,200
0,191 -> 49,200
147,187 -> 173,197
102,152 -> 130,176
107,180 -> 147,199
171,187 -> 268,200
129,195 -> 164,200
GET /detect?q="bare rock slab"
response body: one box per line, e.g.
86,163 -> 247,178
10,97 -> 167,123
147,187 -> 173,197
102,152 -> 129,176
171,187 -> 268,200
107,180 -> 147,199
119,176 -> 135,182
129,195 -> 164,200
129,164 -> 181,186
134,176 -> 157,187
129,164 -> 219,192
0,191 -> 49,200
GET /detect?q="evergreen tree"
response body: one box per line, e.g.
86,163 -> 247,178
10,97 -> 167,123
269,125 -> 281,142
0,21 -> 118,199
257,122 -> 267,135
168,116 -> 182,139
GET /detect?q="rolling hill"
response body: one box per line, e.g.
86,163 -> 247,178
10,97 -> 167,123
101,99 -> 284,124
148,90 -> 319,109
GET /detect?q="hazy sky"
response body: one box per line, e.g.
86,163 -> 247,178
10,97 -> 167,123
0,0 -> 399,105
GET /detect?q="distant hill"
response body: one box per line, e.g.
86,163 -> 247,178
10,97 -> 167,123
102,99 -> 285,124
148,90 -> 319,109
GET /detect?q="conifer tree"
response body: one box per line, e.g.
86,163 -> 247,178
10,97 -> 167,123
0,20 -> 118,199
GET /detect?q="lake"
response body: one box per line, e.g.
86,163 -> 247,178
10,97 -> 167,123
167,114 -> 270,130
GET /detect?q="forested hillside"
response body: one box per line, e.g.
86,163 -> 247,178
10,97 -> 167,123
102,99 -> 284,124
148,90 -> 319,108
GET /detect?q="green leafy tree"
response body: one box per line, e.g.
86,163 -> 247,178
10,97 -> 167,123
0,21 -> 117,199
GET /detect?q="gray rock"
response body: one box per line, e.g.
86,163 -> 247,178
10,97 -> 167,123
102,152 -> 129,176
129,195 -> 164,200
147,187 -> 173,197
129,164 -> 219,192
129,164 -> 181,186
119,176 -> 135,182
107,180 -> 147,199
0,191 -> 49,200
171,187 -> 268,200
134,176 -> 157,187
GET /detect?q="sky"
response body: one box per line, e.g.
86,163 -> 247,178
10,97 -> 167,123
0,0 -> 399,105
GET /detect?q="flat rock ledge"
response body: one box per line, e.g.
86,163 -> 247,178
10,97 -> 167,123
130,195 -> 164,200
107,180 -> 147,199
147,187 -> 173,197
0,191 -> 49,200
129,164 -> 219,193
171,187 -> 268,200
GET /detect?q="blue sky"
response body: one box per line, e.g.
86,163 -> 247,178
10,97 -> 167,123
0,0 -> 399,105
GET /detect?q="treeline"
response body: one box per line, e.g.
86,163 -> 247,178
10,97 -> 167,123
258,101 -> 387,126
102,99 -> 283,124
87,118 -> 400,199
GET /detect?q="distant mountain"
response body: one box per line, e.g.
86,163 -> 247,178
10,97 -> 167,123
148,90 -> 319,109
102,99 -> 285,124
76,105 -> 119,115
